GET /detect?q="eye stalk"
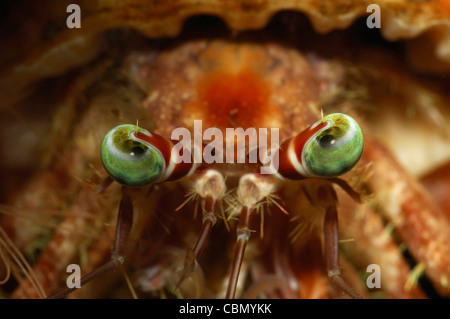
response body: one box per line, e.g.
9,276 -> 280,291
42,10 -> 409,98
303,113 -> 364,177
273,113 -> 364,180
101,124 -> 165,187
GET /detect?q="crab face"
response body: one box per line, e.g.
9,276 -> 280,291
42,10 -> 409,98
1,0 -> 450,299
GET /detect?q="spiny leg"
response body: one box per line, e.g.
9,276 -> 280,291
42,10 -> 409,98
177,169 -> 226,286
48,188 -> 134,299
226,174 -> 280,299
226,206 -> 254,299
190,170 -> 226,259
48,124 -> 201,298
266,113 -> 364,298
321,184 -> 362,299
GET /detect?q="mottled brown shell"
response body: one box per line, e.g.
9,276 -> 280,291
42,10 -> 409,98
1,0 -> 450,106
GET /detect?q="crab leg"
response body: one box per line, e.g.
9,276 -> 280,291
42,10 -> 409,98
265,113 -> 363,298
193,196 -> 217,258
48,188 -> 134,298
10,179 -> 114,298
226,205 -> 254,299
287,179 -> 362,299
337,188 -> 426,298
420,160 -> 450,220
177,169 -> 226,286
188,170 -> 226,258
48,125 -> 205,298
322,187 -> 362,299
362,134 -> 450,296
39,124 -> 205,298
226,174 -> 279,299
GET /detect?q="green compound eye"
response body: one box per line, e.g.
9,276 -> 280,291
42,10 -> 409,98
101,124 -> 165,187
303,113 -> 364,177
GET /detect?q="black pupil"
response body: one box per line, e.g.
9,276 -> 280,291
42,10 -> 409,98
319,134 -> 336,148
131,146 -> 145,156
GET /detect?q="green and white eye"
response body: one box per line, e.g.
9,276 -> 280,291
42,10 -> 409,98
101,124 -> 165,187
303,113 -> 364,177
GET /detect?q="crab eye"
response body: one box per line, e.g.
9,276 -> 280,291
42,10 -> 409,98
303,113 -> 364,177
101,124 -> 165,187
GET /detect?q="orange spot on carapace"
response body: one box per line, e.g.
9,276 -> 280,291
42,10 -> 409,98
181,69 -> 282,132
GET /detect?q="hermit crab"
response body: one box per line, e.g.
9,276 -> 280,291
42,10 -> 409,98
1,0 -> 450,299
